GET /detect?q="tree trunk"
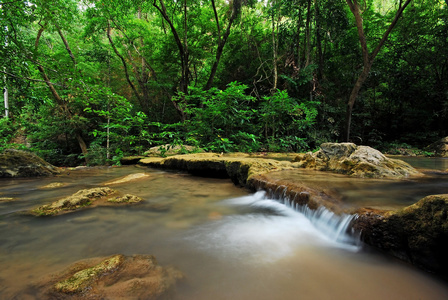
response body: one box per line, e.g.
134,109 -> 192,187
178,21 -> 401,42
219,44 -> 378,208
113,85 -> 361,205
344,65 -> 371,142
272,1 -> 278,91
35,23 -> 89,159
304,0 -> 312,68
153,0 -> 189,120
314,0 -> 324,80
205,0 -> 241,90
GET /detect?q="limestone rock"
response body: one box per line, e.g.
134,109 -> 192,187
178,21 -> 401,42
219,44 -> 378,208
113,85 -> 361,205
42,254 -> 183,299
139,152 -> 294,187
144,144 -> 204,157
293,143 -> 420,178
353,194 -> 448,276
0,149 -> 59,178
426,137 -> 448,157
30,187 -> 143,216
31,187 -> 116,216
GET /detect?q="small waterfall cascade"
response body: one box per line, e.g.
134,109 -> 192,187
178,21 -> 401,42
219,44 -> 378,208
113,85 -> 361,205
255,190 -> 362,249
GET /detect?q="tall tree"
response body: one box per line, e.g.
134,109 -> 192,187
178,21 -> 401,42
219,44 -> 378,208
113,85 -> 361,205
344,0 -> 412,142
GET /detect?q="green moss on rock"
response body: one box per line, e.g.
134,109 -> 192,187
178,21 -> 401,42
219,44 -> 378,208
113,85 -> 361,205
108,194 -> 143,204
31,187 -> 117,216
45,254 -> 184,299
55,254 -> 124,294
353,194 -> 448,276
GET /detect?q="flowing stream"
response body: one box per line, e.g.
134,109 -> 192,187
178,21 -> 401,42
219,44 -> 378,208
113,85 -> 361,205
1,160 -> 448,299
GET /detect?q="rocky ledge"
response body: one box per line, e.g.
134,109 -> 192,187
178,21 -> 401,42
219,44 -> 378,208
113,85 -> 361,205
352,194 -> 448,276
0,149 -> 60,177
37,254 -> 183,299
30,187 -> 143,216
293,143 -> 421,178
139,152 -> 294,187
135,147 -> 448,277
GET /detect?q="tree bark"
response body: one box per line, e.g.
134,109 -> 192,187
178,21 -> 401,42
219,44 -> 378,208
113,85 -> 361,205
343,0 -> 412,142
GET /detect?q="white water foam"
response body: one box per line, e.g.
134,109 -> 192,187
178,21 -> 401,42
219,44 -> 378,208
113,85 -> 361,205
186,191 -> 361,262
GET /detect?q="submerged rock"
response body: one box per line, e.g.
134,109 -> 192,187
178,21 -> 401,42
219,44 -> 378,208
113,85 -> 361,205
31,187 -> 143,216
0,197 -> 15,202
293,143 -> 420,178
103,172 -> 150,185
353,194 -> 448,276
40,254 -> 183,299
40,182 -> 66,189
0,149 -> 59,178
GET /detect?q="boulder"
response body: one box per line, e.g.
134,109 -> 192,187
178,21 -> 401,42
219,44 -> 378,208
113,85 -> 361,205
426,137 -> 448,157
352,194 -> 448,276
0,149 -> 59,177
40,254 -> 183,299
293,143 -> 420,178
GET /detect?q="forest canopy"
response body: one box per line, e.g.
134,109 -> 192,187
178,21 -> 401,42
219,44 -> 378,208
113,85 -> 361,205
1,0 -> 447,166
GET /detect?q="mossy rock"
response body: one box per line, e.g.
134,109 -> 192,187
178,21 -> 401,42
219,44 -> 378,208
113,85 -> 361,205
55,254 -> 124,294
353,194 -> 448,276
108,194 -> 143,204
30,187 -> 143,216
0,149 -> 59,178
41,254 -> 183,299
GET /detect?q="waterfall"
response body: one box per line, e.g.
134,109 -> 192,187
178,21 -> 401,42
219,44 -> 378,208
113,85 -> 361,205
223,191 -> 362,252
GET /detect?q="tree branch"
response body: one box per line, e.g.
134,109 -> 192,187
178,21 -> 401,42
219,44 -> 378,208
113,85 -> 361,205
370,0 -> 412,61
0,70 -> 64,87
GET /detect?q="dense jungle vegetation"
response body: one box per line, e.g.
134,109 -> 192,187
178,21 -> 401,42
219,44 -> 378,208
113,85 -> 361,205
0,0 -> 447,166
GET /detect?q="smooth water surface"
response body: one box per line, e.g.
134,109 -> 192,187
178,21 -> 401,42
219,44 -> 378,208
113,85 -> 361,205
1,165 -> 448,299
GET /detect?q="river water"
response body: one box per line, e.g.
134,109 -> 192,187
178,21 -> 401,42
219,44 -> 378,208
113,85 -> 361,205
1,160 -> 448,299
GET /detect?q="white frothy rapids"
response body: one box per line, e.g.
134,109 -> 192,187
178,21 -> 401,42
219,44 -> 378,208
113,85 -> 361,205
186,191 -> 361,262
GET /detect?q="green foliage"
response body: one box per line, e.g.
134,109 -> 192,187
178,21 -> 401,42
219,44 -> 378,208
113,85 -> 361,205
178,82 -> 259,152
0,118 -> 20,152
0,0 -> 446,162
259,89 -> 319,151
